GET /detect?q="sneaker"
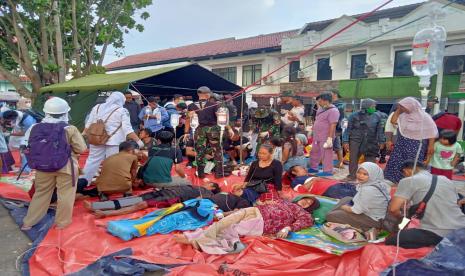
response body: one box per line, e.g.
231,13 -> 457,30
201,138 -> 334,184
308,168 -> 319,174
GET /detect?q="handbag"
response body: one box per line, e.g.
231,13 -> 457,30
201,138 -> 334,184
245,163 -> 270,194
372,184 -> 402,233
407,175 -> 437,219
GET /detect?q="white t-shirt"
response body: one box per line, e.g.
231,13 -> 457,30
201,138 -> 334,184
85,105 -> 134,146
282,105 -> 305,126
384,112 -> 398,135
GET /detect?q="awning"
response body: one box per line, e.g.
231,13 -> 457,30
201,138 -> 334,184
39,66 -> 183,94
36,64 -> 243,129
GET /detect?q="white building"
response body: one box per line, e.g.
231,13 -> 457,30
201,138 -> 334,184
105,0 -> 465,104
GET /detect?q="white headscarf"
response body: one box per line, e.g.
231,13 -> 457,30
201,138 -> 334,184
42,113 -> 69,124
98,92 -> 125,118
357,162 -> 390,195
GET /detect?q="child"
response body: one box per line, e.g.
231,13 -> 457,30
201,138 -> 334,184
289,165 -> 319,193
428,129 -> 463,180
95,141 -> 139,201
271,136 -> 282,162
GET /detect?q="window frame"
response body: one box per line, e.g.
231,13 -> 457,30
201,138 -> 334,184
393,49 -> 414,77
212,66 -> 237,84
350,54 -> 367,79
289,60 -> 301,82
242,64 -> 262,86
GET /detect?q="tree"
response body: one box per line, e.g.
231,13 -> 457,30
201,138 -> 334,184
0,0 -> 152,98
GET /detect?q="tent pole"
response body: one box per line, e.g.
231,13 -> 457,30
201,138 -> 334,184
239,92 -> 244,165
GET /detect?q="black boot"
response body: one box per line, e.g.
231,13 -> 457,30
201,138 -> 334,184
197,166 -> 205,179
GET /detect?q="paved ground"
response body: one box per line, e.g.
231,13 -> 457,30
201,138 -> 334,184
0,204 -> 30,276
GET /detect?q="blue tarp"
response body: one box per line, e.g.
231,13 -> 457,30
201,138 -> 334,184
382,228 -> 465,276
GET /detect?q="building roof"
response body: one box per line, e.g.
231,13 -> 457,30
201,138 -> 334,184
106,0 -> 465,71
300,2 -> 423,33
105,30 -> 298,71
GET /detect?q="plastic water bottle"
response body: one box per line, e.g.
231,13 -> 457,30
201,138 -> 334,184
154,107 -> 161,124
411,26 -> 447,88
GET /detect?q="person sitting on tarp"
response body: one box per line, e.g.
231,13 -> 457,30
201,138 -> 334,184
84,182 -> 249,218
137,130 -> 188,188
95,141 -> 139,201
174,197 -> 319,255
386,160 -> 465,249
325,162 -> 390,232
138,128 -> 154,151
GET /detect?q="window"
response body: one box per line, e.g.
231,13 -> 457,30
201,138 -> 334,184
242,64 -> 262,86
444,55 -> 465,75
350,54 -> 367,79
317,57 -> 332,81
394,50 -> 413,76
289,60 -> 301,82
212,67 -> 237,84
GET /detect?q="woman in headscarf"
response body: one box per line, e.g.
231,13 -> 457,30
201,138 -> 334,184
326,162 -> 390,231
82,92 -> 144,184
384,97 -> 438,184
21,97 -> 87,230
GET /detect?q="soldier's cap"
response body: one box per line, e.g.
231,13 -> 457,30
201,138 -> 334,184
197,86 -> 212,94
280,90 -> 295,97
254,107 -> 270,119
428,96 -> 439,103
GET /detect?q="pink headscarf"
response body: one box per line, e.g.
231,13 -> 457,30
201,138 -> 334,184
397,97 -> 438,140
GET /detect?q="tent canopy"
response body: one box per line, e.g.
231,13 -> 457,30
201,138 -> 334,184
36,64 -> 243,129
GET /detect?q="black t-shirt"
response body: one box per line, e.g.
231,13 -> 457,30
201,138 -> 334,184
188,100 -> 218,127
245,160 -> 283,191
209,193 -> 250,212
141,185 -> 214,202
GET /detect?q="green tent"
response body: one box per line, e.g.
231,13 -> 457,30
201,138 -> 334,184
36,64 -> 242,129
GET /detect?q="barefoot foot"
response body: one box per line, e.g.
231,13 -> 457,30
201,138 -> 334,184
93,210 -> 107,219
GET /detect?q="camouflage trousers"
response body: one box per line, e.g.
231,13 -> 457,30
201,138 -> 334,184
194,126 -> 223,174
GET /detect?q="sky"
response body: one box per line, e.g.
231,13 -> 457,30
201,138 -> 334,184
104,0 -> 426,65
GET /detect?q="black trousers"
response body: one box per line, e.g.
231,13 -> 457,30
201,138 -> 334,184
385,228 -> 443,249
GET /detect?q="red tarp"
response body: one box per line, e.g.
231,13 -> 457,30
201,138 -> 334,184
0,151 -> 433,275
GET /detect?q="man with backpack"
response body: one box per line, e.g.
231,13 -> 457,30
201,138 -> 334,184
386,160 -> 465,248
2,110 -> 38,175
21,97 -> 87,230
82,92 -> 144,184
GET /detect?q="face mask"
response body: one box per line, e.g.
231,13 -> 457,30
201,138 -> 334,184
366,106 -> 376,114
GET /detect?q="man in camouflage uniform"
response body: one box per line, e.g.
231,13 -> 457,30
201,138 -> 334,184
342,98 -> 386,181
249,106 -> 281,155
187,86 -> 223,178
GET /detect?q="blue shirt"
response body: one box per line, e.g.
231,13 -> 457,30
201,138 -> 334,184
138,106 -> 169,132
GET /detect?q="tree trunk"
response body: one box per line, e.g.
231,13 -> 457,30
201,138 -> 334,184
39,14 -> 51,84
72,0 -> 81,77
52,0 -> 66,82
0,65 -> 32,97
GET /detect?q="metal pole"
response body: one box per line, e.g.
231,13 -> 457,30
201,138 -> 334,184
434,61 -> 444,115
239,92 -> 244,165
458,100 -> 465,142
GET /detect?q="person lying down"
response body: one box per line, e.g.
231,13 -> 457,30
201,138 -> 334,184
174,196 -> 320,254
84,182 -> 250,218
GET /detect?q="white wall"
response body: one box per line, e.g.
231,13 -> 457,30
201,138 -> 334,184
282,0 -> 465,80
